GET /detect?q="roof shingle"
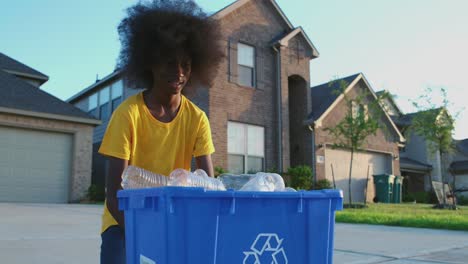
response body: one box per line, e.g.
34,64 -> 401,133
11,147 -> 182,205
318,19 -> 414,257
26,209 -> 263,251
0,69 -> 96,121
0,52 -> 48,80
309,73 -> 360,121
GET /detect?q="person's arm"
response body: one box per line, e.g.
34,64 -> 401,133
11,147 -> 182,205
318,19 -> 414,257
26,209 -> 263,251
105,156 -> 128,229
195,154 -> 214,177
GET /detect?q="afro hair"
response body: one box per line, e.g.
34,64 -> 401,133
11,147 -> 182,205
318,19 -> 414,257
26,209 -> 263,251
117,0 -> 224,90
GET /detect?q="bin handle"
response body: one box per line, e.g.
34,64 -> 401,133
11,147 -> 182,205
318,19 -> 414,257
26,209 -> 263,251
229,197 -> 236,215
297,196 -> 303,213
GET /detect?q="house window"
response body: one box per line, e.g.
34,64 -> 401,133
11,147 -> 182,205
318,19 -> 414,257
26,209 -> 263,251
88,93 -> 98,118
111,80 -> 123,112
99,87 -> 110,121
237,43 -> 255,87
352,101 -> 368,120
228,122 -> 265,174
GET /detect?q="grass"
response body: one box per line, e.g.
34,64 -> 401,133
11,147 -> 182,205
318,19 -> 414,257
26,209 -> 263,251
336,203 -> 468,231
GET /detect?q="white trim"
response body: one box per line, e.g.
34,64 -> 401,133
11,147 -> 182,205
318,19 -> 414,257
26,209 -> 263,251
3,69 -> 49,81
314,73 -> 405,143
213,0 -> 293,29
278,27 -> 319,58
359,74 -> 406,143
314,74 -> 362,127
324,143 -> 395,159
67,70 -> 121,103
378,89 -> 403,115
0,107 -> 102,126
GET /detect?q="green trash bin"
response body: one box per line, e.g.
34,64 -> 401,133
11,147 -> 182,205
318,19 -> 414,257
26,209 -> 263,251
393,176 -> 403,203
373,174 -> 395,203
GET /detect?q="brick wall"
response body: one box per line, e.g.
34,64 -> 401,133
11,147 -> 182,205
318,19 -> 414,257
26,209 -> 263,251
211,0 -> 314,172
0,112 -> 94,202
314,80 -> 401,180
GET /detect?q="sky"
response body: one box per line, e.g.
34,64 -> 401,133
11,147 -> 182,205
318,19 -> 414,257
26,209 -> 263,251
1,0 -> 467,139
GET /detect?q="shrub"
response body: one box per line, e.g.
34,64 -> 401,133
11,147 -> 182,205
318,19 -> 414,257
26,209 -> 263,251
214,166 -> 227,177
87,184 -> 105,202
403,191 -> 439,204
312,179 -> 332,190
287,165 -> 313,190
457,195 -> 468,206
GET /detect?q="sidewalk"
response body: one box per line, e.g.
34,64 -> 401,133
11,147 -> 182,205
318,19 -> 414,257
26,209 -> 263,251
334,223 -> 468,264
1,203 -> 467,263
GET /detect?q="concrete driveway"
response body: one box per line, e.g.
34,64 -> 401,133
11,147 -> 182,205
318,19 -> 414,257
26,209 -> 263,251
334,223 -> 468,264
0,203 -> 101,264
1,203 -> 467,263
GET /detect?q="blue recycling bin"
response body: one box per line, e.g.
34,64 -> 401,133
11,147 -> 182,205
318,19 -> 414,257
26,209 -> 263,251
118,187 -> 343,264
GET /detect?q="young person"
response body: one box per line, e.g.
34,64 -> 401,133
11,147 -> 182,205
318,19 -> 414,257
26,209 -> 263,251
98,1 -> 224,263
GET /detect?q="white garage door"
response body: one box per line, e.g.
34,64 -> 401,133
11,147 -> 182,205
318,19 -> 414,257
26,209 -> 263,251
0,126 -> 73,203
325,148 -> 392,203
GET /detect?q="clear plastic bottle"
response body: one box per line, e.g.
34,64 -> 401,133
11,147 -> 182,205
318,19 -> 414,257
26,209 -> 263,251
168,168 -> 226,191
121,165 -> 168,189
239,172 -> 286,192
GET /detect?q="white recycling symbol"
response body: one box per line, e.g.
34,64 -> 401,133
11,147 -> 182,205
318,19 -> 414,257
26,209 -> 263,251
243,233 -> 288,264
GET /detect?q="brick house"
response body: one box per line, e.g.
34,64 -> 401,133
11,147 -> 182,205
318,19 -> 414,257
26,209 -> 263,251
308,73 -> 405,203
385,95 -> 468,198
0,52 -> 100,203
68,0 -> 319,188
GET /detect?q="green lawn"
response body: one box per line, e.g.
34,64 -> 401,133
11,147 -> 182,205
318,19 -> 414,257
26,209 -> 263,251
336,203 -> 468,231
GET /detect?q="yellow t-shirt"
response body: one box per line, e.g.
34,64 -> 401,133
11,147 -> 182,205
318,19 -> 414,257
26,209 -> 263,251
98,92 -> 215,233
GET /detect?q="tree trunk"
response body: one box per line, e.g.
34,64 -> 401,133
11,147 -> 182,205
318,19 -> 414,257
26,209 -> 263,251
364,164 -> 370,205
348,150 -> 354,206
440,150 -> 447,206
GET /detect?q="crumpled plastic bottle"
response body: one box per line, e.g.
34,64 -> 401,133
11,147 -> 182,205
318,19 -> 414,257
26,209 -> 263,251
239,172 -> 292,192
168,168 -> 226,191
121,165 -> 168,189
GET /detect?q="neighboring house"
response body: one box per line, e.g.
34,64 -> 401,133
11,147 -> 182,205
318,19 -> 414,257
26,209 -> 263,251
449,139 -> 468,197
68,0 -> 319,188
308,73 -> 405,203
379,91 -> 433,192
383,93 -> 463,197
0,52 -> 100,203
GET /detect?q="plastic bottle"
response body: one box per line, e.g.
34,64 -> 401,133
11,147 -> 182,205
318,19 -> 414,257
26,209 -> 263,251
239,172 -> 286,192
168,169 -> 226,191
121,165 -> 168,189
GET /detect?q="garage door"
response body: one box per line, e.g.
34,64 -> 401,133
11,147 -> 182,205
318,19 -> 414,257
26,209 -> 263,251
325,148 -> 392,203
0,126 -> 73,203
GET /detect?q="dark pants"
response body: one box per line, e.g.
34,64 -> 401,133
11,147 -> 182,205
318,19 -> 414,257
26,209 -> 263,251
100,226 -> 126,264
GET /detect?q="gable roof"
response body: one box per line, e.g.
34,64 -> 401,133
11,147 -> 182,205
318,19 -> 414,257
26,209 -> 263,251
309,73 -> 360,122
275,27 -> 319,58
213,0 -> 293,29
308,73 -> 405,142
392,108 -> 444,128
0,69 -> 100,125
214,1 -> 319,57
376,90 -> 403,116
0,52 -> 48,84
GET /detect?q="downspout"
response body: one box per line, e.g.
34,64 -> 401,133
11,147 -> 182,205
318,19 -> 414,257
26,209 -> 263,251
272,44 -> 283,173
308,124 -> 317,187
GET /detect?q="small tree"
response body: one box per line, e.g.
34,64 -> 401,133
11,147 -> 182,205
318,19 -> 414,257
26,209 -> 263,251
325,78 -> 389,206
409,87 -> 459,208
288,165 -> 313,190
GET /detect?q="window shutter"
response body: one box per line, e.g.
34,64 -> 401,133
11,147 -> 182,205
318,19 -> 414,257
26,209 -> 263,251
351,101 -> 358,119
364,105 -> 369,121
256,47 -> 264,89
228,38 -> 238,83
